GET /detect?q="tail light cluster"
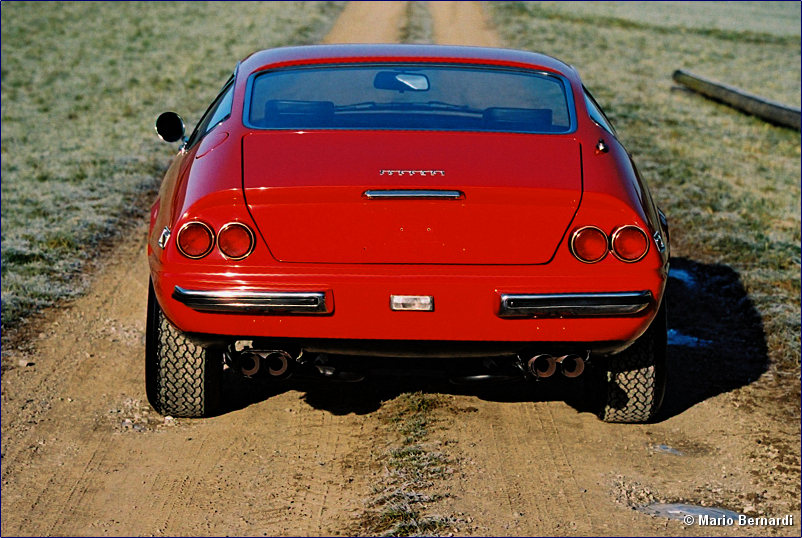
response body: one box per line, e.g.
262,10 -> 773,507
176,221 -> 255,261
570,225 -> 649,263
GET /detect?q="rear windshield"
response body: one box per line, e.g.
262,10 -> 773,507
246,64 -> 574,133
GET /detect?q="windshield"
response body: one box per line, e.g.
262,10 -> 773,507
246,64 -> 574,133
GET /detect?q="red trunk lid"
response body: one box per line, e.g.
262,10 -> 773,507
242,131 -> 582,264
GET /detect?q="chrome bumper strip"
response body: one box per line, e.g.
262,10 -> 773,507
173,287 -> 329,314
363,189 -> 464,200
498,291 -> 653,318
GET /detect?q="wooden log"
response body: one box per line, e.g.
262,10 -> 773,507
672,69 -> 800,130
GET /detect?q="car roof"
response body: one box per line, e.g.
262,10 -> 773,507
239,44 -> 576,77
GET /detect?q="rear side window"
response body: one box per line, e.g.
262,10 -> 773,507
583,86 -> 617,135
187,78 -> 235,148
246,64 -> 575,133
204,87 -> 234,132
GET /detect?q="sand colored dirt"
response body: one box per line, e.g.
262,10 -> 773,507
429,1 -> 501,47
322,1 -> 407,44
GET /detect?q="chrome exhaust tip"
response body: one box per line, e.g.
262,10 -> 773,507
239,350 -> 294,379
240,352 -> 261,377
265,351 -> 293,379
527,354 -> 557,378
557,354 -> 585,378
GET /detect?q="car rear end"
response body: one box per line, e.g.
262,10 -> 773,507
148,46 -> 669,422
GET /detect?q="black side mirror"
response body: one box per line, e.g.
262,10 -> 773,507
155,111 -> 185,143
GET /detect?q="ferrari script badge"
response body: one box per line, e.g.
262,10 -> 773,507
379,169 -> 445,176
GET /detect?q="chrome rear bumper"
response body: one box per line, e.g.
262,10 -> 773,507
173,286 -> 651,319
173,287 -> 330,314
498,291 -> 652,318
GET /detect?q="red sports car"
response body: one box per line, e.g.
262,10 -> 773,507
147,44 -> 669,422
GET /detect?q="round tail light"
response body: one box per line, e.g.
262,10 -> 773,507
176,221 -> 214,259
217,222 -> 255,260
570,226 -> 608,263
611,225 -> 649,262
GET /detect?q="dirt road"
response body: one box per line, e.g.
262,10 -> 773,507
428,1 -> 500,47
2,2 -> 799,536
322,1 -> 407,44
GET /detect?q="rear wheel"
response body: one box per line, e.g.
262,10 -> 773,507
596,301 -> 667,423
145,281 -> 222,417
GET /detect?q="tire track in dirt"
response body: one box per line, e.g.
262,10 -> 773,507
25,432 -> 104,535
429,1 -> 501,47
289,407 -> 344,535
538,405 -> 595,530
322,1 -> 407,44
442,397 -> 594,535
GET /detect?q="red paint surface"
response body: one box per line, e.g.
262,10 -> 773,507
148,45 -> 669,349
243,131 -> 581,264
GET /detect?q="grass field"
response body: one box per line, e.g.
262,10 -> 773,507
0,1 -> 343,328
489,2 -> 801,371
532,1 -> 801,40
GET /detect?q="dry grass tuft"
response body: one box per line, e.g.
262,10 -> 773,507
353,392 -> 459,537
399,1 -> 434,45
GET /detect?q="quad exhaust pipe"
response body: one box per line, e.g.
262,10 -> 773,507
556,354 -> 585,378
239,348 -> 584,381
525,353 -> 585,379
527,354 -> 557,378
240,352 -> 261,377
239,350 -> 294,379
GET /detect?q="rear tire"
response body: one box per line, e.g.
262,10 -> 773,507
596,301 -> 667,423
145,281 -> 222,417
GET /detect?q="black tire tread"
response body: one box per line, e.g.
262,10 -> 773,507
145,284 -> 220,417
599,303 -> 666,423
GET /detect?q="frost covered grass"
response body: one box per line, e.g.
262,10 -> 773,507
526,1 -> 801,40
399,1 -> 434,45
489,2 -> 801,370
0,1 -> 343,327
354,392 -> 458,537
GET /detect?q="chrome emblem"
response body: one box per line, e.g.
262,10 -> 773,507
653,231 -> 666,252
380,169 -> 445,177
158,226 -> 171,249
